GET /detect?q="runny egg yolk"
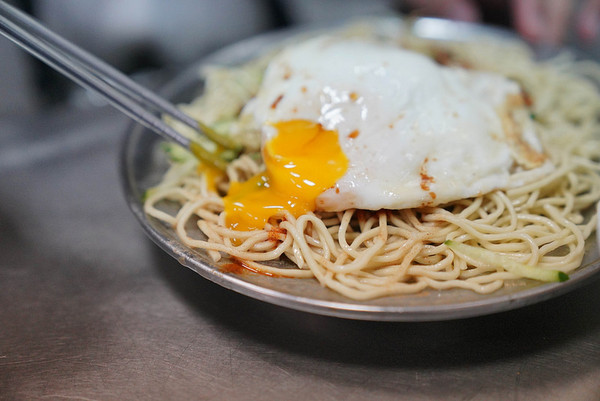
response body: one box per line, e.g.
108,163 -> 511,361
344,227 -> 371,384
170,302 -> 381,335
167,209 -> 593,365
197,163 -> 224,193
223,119 -> 349,231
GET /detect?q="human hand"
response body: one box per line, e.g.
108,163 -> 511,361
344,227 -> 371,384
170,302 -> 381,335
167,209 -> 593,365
512,0 -> 600,44
402,0 -> 600,44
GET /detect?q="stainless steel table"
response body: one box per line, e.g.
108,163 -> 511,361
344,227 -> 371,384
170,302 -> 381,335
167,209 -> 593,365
1,105 -> 600,400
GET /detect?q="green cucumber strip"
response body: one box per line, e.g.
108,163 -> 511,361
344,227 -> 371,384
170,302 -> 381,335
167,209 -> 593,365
445,240 -> 569,283
160,142 -> 193,163
198,121 -> 242,152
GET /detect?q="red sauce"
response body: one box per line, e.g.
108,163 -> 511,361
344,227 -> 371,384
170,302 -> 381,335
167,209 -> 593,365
268,227 -> 286,242
432,48 -> 472,69
419,158 -> 435,191
220,257 -> 281,277
220,261 -> 247,275
433,49 -> 453,66
271,94 -> 284,109
522,89 -> 534,107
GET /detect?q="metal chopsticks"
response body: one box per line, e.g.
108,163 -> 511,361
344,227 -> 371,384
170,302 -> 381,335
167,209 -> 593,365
0,1 -> 239,169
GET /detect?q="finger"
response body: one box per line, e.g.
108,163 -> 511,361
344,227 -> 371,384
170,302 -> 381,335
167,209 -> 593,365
577,0 -> 600,41
403,0 -> 481,22
443,0 -> 481,21
511,0 -> 544,42
511,0 -> 573,44
543,0 -> 573,44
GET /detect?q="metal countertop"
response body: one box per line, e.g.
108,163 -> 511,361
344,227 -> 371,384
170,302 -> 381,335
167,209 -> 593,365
1,106 -> 599,400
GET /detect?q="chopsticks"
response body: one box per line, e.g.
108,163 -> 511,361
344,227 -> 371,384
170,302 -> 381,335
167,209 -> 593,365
0,1 -> 241,170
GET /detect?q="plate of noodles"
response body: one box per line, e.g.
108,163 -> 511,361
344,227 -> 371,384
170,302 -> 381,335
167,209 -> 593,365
121,17 -> 600,321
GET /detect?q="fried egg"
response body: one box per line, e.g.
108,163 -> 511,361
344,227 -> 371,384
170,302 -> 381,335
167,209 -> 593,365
224,36 -> 551,230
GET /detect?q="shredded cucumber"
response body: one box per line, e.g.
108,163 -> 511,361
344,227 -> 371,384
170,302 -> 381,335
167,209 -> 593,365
160,142 -> 193,163
445,240 -> 569,283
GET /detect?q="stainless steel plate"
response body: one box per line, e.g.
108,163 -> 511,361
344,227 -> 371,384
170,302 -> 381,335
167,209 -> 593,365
120,17 -> 600,321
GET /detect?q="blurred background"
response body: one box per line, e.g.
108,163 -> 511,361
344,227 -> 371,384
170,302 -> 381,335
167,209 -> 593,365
0,0 -> 402,117
5,0 -> 595,118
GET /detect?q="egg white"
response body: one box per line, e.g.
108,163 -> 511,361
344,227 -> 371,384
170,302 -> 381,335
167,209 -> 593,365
242,36 -> 552,211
